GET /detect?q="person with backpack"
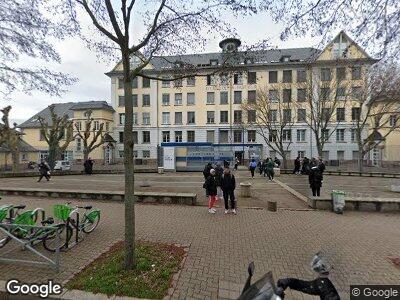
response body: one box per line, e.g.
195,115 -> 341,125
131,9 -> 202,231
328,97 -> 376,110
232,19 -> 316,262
249,159 -> 257,178
265,158 -> 275,181
221,168 -> 236,214
214,163 -> 224,201
37,160 -> 51,182
203,169 -> 218,214
309,162 -> 323,196
274,157 -> 281,168
293,157 -> 301,174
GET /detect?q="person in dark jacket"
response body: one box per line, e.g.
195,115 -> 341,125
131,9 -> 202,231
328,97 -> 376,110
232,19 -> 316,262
274,157 -> 281,168
265,158 -> 275,181
214,163 -> 224,200
309,165 -> 323,196
204,169 -> 218,214
234,157 -> 239,171
84,158 -> 94,175
257,161 -> 263,175
37,160 -> 51,182
293,157 -> 301,174
318,158 -> 326,173
221,168 -> 236,214
261,159 -> 267,177
203,163 -> 212,180
302,157 -> 310,175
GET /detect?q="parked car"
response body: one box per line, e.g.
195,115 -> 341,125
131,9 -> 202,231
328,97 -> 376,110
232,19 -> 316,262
54,160 -> 71,171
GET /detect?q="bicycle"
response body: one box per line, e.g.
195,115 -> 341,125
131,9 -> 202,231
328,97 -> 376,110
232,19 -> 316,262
43,203 -> 100,252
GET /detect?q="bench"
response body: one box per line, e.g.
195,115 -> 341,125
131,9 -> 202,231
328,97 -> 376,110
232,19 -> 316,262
308,196 -> 400,212
0,188 -> 197,206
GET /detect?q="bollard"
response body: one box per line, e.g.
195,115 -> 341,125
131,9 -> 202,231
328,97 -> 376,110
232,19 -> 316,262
158,167 -> 164,174
273,168 -> 281,177
240,182 -> 252,198
267,201 -> 277,212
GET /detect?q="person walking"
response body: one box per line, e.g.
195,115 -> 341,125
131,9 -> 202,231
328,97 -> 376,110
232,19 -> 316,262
204,169 -> 218,214
257,160 -> 263,175
37,160 -> 51,182
309,164 -> 323,196
249,159 -> 257,178
301,157 -> 310,175
293,157 -> 301,174
265,158 -> 275,181
221,168 -> 236,214
262,159 -> 267,177
274,157 -> 281,168
234,157 -> 239,171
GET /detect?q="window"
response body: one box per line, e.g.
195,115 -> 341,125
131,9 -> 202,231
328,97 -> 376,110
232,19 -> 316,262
133,113 -> 138,125
206,75 -> 215,86
336,129 -> 345,142
234,110 -> 242,124
118,96 -> 125,107
119,132 -> 124,143
321,88 -> 330,101
142,131 -> 150,143
174,93 -> 182,106
132,77 -> 138,88
297,69 -> 307,83
187,112 -> 195,124
247,110 -> 256,123
233,130 -> 242,143
75,121 -> 82,131
132,150 -> 137,158
210,59 -> 218,66
322,129 -> 330,141
283,109 -> 292,123
248,130 -> 256,142
93,121 -> 100,131
133,131 -> 138,144
142,77 -> 150,88
390,115 -> 398,127
118,78 -> 123,89
187,77 -> 195,86
119,113 -> 125,125
207,111 -> 215,124
234,91 -> 242,104
142,112 -> 150,125
207,92 -> 215,104
351,128 -> 357,142
247,90 -> 256,104
322,151 -> 329,160
268,110 -> 277,122
269,71 -> 278,83
132,94 -> 138,107
337,67 -> 346,81
162,77 -> 170,88
175,112 -> 182,125
352,150 -> 359,160
187,93 -> 195,105
351,107 -> 360,121
162,131 -> 170,142
162,94 -> 170,106
187,130 -> 195,142
142,94 -> 150,106
219,130 -> 228,143
322,108 -> 331,122
220,91 -> 228,104
175,131 -> 183,142
143,150 -> 150,158
297,89 -> 306,102
162,112 -> 170,125
269,130 -> 277,142
269,90 -> 279,102
321,68 -> 331,81
337,87 -> 346,99
297,129 -> 306,142
76,138 -> 82,151
352,66 -> 361,80
283,89 -> 292,103
336,108 -> 345,122
220,74 -> 229,85
174,78 -> 182,87
298,151 -> 305,158
297,109 -> 306,122
337,150 -> 345,160
283,129 -> 292,142
220,111 -> 228,123
283,70 -> 292,83
247,72 -> 257,84
206,130 -> 215,143
233,73 -> 243,85
352,86 -> 362,100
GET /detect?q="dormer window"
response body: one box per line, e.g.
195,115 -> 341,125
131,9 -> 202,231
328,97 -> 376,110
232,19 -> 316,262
332,33 -> 349,59
210,59 -> 219,66
245,58 -> 253,64
281,55 -> 291,62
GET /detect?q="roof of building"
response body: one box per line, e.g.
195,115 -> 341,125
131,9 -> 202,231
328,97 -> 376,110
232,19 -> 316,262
18,101 -> 114,129
0,139 -> 38,153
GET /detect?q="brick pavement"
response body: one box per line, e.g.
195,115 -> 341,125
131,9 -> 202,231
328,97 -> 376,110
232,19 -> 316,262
0,196 -> 399,299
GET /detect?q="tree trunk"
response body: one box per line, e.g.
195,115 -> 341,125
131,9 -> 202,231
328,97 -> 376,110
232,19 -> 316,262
83,149 -> 89,162
282,157 -> 288,169
11,147 -> 19,173
122,51 -> 136,270
48,145 -> 57,170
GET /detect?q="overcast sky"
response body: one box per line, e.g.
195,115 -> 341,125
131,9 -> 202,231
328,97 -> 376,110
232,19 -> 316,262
1,8 -> 324,124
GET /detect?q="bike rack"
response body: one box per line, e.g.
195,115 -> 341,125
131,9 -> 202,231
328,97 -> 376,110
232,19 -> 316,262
0,223 -> 61,272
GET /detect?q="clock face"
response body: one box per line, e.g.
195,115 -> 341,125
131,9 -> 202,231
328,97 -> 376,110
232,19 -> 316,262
226,43 -> 236,52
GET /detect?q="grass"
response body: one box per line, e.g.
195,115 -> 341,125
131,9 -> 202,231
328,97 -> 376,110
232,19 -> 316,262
66,241 -> 185,299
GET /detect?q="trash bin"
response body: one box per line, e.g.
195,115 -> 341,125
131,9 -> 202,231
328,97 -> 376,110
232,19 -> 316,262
331,190 -> 346,214
158,167 -> 164,174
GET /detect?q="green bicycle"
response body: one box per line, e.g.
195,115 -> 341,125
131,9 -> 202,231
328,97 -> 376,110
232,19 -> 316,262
43,203 -> 100,252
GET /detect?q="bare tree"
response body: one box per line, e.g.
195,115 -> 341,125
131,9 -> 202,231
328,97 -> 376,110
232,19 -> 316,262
352,62 -> 400,171
74,110 -> 106,162
263,0 -> 400,59
242,87 -> 295,168
38,105 -> 74,169
0,106 -> 20,172
60,0 -> 257,269
0,0 -> 76,97
300,66 -> 351,157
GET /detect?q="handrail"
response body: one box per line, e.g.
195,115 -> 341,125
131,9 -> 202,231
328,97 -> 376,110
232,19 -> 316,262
279,169 -> 400,178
